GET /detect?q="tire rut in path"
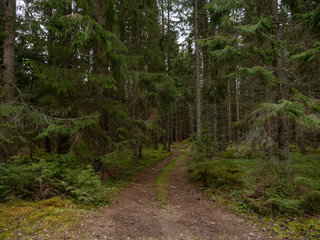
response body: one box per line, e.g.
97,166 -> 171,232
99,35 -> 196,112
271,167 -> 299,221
72,146 -> 276,240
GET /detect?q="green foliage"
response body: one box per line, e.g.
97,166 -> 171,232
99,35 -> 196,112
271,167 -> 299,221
61,167 -> 107,203
290,42 -> 320,63
304,191 -> 320,213
0,147 -> 171,204
258,100 -> 320,129
189,159 -> 245,190
206,36 -> 239,49
48,12 -> 126,53
210,45 -> 241,60
239,66 -> 277,85
0,156 -> 108,203
205,0 -> 245,24
0,103 -> 104,160
302,4 -> 320,33
264,198 -> 303,215
189,151 -> 320,216
237,17 -> 274,35
37,112 -> 101,138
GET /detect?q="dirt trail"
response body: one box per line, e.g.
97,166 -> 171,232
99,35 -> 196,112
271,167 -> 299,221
71,145 -> 276,240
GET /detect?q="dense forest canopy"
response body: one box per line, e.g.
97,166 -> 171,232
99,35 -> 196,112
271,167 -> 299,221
1,0 -> 320,212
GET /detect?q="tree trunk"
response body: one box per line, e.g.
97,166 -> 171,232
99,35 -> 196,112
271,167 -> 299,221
200,0 -> 209,125
3,0 -> 16,104
313,133 -> 319,150
132,133 -> 138,164
167,0 -> 171,76
195,0 -> 202,139
0,0 -> 16,163
297,126 -> 306,155
161,0 -> 165,36
227,79 -> 232,145
45,136 -> 51,153
162,115 -> 167,150
184,101 -> 189,140
167,113 -> 171,152
189,104 -> 194,137
271,0 -> 290,162
138,135 -> 143,160
213,102 -> 218,152
235,78 -> 240,145
153,132 -> 159,150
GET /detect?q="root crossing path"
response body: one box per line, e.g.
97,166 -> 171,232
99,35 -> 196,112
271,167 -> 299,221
73,145 -> 274,240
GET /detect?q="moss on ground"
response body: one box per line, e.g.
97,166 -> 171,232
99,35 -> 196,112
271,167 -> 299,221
256,216 -> 320,239
0,197 -> 88,240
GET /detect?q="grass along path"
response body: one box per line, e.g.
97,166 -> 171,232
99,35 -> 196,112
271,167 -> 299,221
156,149 -> 188,204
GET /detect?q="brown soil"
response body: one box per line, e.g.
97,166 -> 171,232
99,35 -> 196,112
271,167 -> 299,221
69,145 -> 277,240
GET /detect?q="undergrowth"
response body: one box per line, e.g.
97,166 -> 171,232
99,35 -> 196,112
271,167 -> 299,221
188,150 -> 320,239
0,149 -> 170,204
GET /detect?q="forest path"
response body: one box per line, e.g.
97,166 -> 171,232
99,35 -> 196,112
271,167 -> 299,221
72,144 -> 274,240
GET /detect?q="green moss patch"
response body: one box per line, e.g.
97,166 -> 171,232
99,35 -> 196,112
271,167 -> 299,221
0,197 -> 88,240
254,215 -> 320,239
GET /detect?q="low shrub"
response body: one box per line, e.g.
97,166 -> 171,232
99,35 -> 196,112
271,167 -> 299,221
188,152 -> 320,216
0,156 -> 108,203
0,148 -> 171,204
188,160 -> 245,191
304,191 -> 320,213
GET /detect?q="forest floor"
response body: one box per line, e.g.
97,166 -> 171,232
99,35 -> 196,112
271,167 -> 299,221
65,144 -> 275,240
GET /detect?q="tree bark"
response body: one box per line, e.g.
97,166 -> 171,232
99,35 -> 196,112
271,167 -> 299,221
162,115 -> 167,150
0,0 -> 16,163
297,126 -> 306,155
235,78 -> 240,145
138,135 -> 143,160
3,0 -> 16,104
227,79 -> 232,145
313,133 -> 319,150
195,0 -> 202,139
132,133 -> 138,164
167,0 -> 171,76
200,0 -> 209,125
213,102 -> 218,152
167,112 -> 171,152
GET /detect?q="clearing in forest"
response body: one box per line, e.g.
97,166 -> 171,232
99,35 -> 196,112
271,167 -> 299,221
69,144 -> 274,240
